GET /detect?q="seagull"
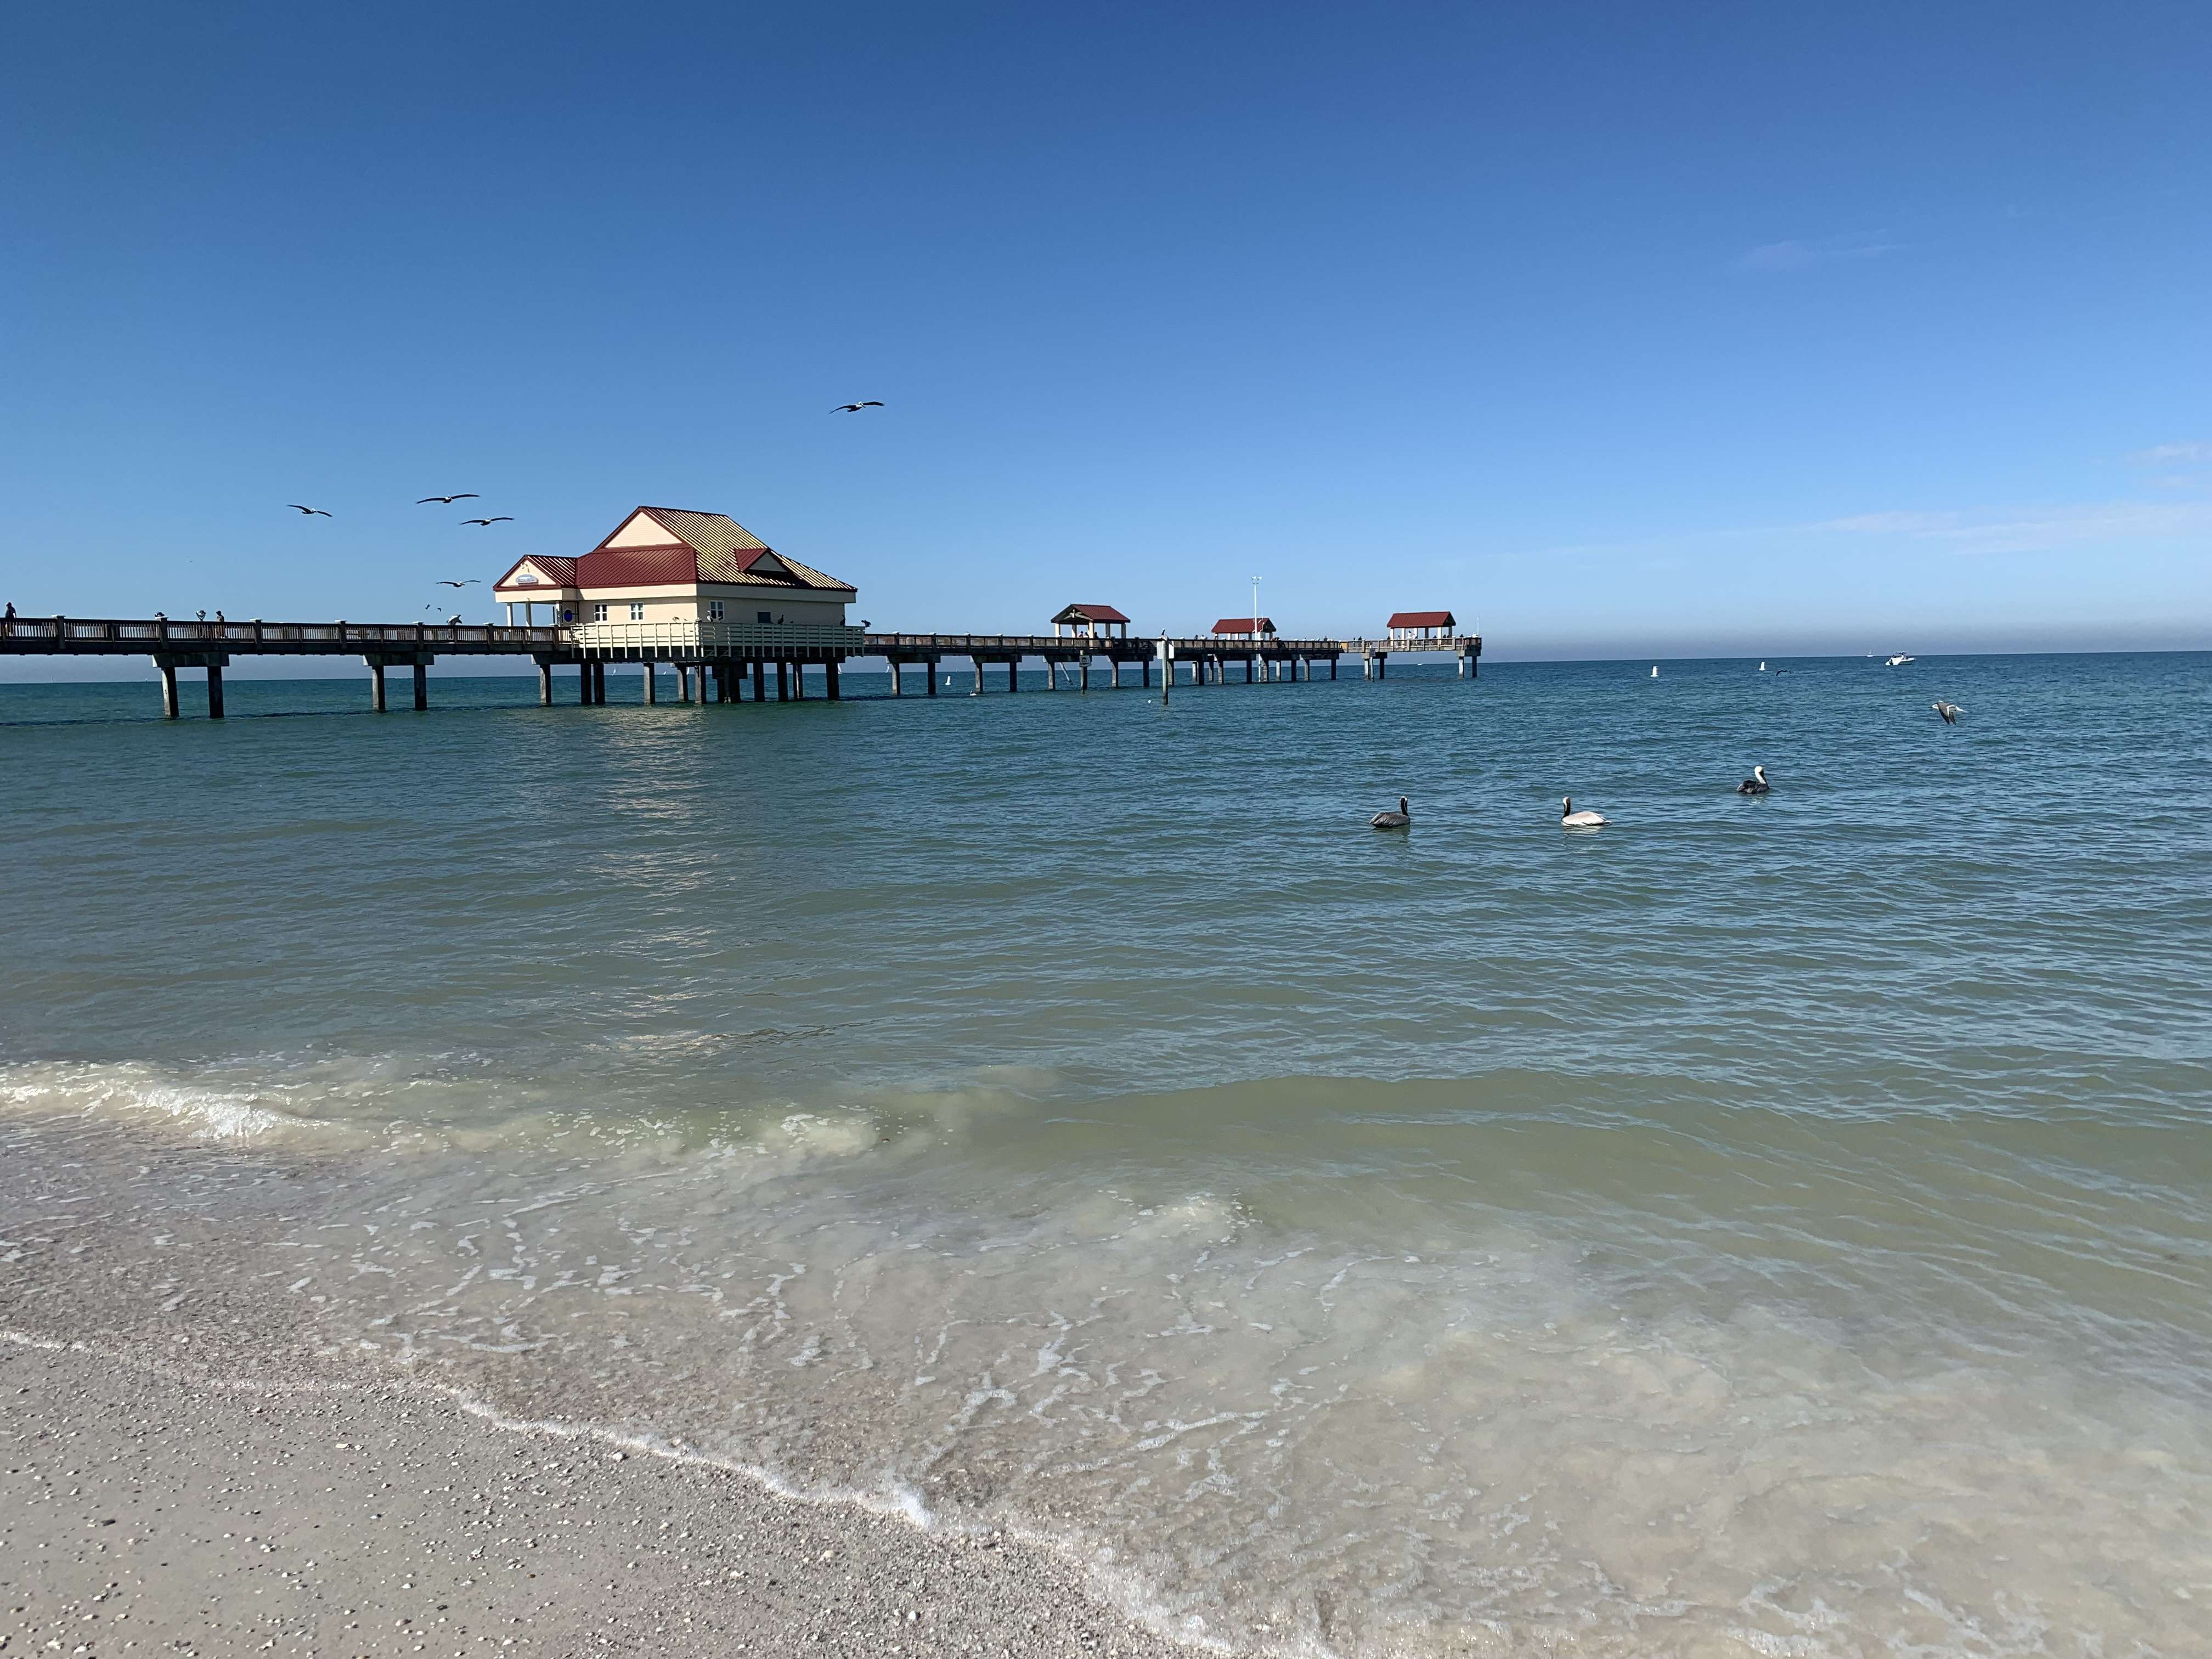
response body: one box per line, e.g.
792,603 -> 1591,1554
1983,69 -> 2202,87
1370,796 -> 1411,830
1561,796 -> 1608,830
832,401 -> 885,413
1932,701 -> 1965,725
435,579 -> 481,588
416,494 -> 478,505
1736,765 -> 1771,795
288,504 -> 332,516
460,517 -> 514,526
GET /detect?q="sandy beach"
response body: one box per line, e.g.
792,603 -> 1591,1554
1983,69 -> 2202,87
2,1337 -> 1183,1659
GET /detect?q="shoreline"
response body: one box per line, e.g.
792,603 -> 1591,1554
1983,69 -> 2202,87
1,1332 -> 1193,1659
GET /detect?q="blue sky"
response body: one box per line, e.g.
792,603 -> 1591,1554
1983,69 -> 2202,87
4,0 -> 2209,669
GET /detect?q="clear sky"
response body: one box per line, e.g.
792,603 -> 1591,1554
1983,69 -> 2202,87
4,0 -> 2209,668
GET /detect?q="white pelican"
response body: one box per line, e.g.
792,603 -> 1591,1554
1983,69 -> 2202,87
1561,797 -> 1607,829
1370,797 -> 1410,830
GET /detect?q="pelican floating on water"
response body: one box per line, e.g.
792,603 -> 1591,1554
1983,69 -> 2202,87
1370,797 -> 1411,830
1932,700 -> 1965,725
1561,797 -> 1607,830
1736,765 -> 1771,795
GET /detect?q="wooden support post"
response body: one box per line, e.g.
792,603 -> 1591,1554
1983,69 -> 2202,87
1330,657 -> 1338,680
889,659 -> 902,696
1142,656 -> 1151,687
926,658 -> 939,696
579,663 -> 592,704
775,661 -> 789,701
973,659 -> 984,695
205,663 -> 225,719
1008,659 -> 1019,693
539,662 -> 552,704
752,659 -> 766,701
370,662 -> 387,712
643,661 -> 656,703
826,659 -> 840,700
1080,656 -> 1090,691
793,661 -> 807,700
160,661 -> 179,719
413,660 -> 428,710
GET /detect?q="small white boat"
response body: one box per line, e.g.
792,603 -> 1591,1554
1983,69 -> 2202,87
1886,654 -> 1915,667
1650,665 -> 1659,678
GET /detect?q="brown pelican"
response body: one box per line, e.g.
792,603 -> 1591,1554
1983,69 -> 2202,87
1736,765 -> 1771,795
1370,797 -> 1410,830
1932,701 -> 1965,724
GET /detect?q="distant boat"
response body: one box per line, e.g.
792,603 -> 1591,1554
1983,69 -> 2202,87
1759,661 -> 1767,671
1650,665 -> 1659,678
1886,654 -> 1916,667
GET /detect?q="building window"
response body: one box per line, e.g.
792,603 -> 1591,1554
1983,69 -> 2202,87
628,602 -> 645,622
757,611 -> 772,625
591,602 -> 608,623
707,601 -> 724,621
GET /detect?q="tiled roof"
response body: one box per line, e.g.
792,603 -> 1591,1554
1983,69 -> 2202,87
1053,603 -> 1130,624
625,507 -> 856,593
492,555 -> 579,591
1388,610 -> 1456,629
1211,617 -> 1276,635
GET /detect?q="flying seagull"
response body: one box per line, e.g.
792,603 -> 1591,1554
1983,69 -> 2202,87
416,494 -> 479,505
288,504 -> 332,516
1932,701 -> 1965,725
832,401 -> 885,413
435,579 -> 481,588
460,517 -> 514,526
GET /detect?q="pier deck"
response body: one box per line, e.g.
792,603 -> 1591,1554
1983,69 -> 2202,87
1,615 -> 1479,716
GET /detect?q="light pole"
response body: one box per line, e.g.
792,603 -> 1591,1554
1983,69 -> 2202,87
1251,575 -> 1261,678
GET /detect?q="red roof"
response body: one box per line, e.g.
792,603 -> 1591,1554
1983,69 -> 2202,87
577,546 -> 699,588
1387,610 -> 1457,630
1212,617 -> 1276,635
1054,603 -> 1130,624
493,555 -> 579,590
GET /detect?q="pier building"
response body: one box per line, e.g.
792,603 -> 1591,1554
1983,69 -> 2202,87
1051,604 -> 1131,640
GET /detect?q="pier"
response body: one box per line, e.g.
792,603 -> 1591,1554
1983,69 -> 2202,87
1,615 -> 1480,717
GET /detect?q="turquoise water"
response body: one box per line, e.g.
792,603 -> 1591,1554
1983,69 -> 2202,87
4,653 -> 2210,1655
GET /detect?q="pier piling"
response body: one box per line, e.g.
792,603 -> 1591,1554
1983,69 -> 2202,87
538,662 -> 552,704
413,661 -> 428,710
160,662 -> 178,719
369,662 -> 386,712
205,663 -> 225,719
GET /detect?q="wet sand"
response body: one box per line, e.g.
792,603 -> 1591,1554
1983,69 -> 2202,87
1,1338 -> 1184,1659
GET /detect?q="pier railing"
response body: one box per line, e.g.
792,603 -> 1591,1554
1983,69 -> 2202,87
0,616 -> 565,650
572,620 -> 867,654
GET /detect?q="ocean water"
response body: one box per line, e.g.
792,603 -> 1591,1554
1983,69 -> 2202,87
3,652 -> 2210,1656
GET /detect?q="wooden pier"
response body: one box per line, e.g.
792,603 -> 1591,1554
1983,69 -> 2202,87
0,614 -> 1479,717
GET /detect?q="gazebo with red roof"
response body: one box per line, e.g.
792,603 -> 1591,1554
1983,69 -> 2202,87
1211,617 -> 1277,638
1052,603 -> 1130,640
1386,610 -> 1457,646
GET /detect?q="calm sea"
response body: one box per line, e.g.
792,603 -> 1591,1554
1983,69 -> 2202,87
4,653 -> 2209,1656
